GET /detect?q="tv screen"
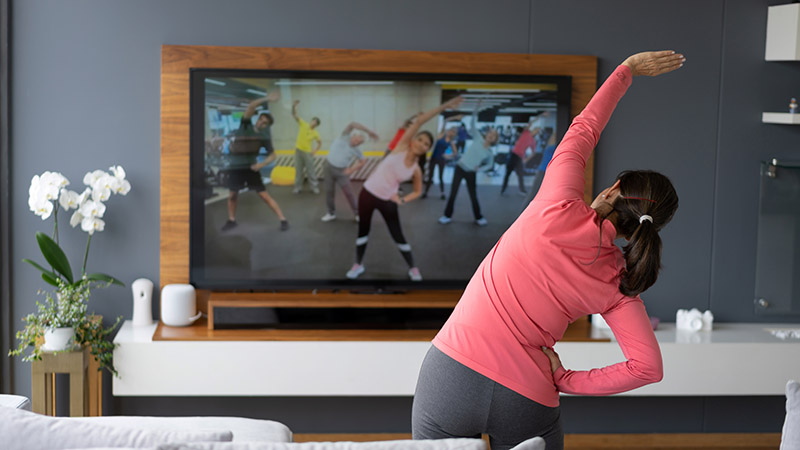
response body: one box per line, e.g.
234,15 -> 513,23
190,69 -> 571,292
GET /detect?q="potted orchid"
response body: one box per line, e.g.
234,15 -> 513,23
8,166 -> 131,375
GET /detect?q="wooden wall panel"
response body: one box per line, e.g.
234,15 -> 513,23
160,45 -> 597,287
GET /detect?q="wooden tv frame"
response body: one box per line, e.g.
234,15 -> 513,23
160,45 -> 598,313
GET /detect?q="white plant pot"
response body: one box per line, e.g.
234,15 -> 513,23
42,327 -> 75,352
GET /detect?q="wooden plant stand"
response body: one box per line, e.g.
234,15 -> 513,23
31,346 -> 102,417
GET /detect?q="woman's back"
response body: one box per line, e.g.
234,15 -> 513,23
433,64 -> 662,408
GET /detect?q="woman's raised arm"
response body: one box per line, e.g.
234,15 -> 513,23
397,96 -> 464,150
534,51 -> 684,203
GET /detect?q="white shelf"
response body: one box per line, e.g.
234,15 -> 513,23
113,321 -> 800,397
762,112 -> 800,124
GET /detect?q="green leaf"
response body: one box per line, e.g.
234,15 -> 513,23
85,272 -> 125,287
22,258 -> 59,279
35,232 -> 73,284
40,272 -> 59,287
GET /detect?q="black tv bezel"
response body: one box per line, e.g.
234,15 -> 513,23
189,68 -> 572,292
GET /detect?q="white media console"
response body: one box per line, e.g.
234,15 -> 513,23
113,321 -> 800,397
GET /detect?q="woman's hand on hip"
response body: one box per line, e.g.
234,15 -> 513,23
390,193 -> 402,205
622,50 -> 685,76
541,346 -> 563,374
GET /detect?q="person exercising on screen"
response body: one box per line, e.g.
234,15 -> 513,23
320,122 -> 379,223
291,100 -> 322,194
221,90 -> 288,232
437,100 -> 497,227
346,96 -> 464,282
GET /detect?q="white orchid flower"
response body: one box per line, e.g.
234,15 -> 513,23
28,176 -> 54,214
36,176 -> 61,201
95,173 -> 120,194
28,175 -> 41,195
31,198 -> 54,220
41,171 -> 69,189
106,165 -> 131,194
77,187 -> 92,205
83,169 -> 107,187
91,174 -> 122,201
79,199 -> 106,219
80,216 -> 105,235
58,189 -> 80,211
69,210 -> 84,228
114,179 -> 131,195
28,194 -> 39,212
109,165 -> 126,180
28,176 -> 42,208
91,185 -> 111,202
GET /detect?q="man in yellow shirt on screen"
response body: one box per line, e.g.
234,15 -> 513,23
291,99 -> 322,194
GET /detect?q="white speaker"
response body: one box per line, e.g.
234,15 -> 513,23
160,284 -> 202,327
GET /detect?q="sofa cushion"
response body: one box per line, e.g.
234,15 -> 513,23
783,380 -> 800,450
0,407 -> 233,450
151,438 -> 486,450
509,437 -> 545,450
0,394 -> 31,410
70,416 -> 292,442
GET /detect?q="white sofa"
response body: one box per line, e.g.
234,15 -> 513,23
5,379 -> 800,450
7,376 -> 799,450
0,399 -> 548,450
0,405 -> 292,448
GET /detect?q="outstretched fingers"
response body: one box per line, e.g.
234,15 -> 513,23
650,51 -> 685,76
624,50 -> 686,76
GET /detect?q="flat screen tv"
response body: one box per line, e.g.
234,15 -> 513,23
189,68 -> 571,293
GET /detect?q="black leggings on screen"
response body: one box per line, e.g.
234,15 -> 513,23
356,189 -> 414,267
501,153 -> 527,194
424,157 -> 447,196
443,165 -> 482,220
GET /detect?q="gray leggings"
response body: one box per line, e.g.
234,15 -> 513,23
323,162 -> 358,215
412,346 -> 563,450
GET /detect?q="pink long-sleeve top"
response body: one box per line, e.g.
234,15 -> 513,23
432,65 -> 663,408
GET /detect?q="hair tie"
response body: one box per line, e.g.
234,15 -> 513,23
639,215 -> 653,224
621,195 -> 657,204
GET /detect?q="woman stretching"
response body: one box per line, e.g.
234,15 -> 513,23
500,118 -> 539,196
412,50 -> 684,450
422,114 -> 463,199
438,101 -> 498,226
347,96 -> 464,282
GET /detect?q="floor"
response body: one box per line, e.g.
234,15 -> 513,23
293,433 -> 783,450
201,172 -> 538,285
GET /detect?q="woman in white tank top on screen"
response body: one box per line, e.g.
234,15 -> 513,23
346,95 -> 464,281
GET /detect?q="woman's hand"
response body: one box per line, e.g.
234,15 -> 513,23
541,346 -> 563,374
622,50 -> 685,77
443,95 -> 464,110
390,193 -> 402,205
266,90 -> 281,102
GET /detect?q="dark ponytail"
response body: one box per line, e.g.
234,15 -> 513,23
612,170 -> 678,297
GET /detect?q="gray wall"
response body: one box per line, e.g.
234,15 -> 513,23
8,0 -> 799,433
